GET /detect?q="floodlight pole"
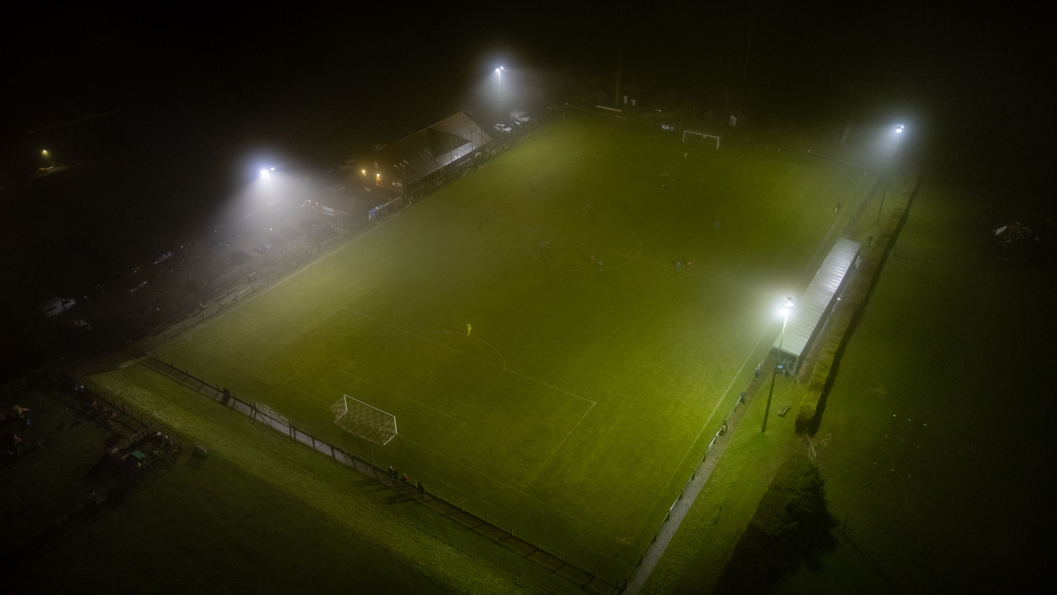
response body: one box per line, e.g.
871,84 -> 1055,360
614,6 -> 625,109
496,67 -> 503,122
761,307 -> 790,434
876,171 -> 889,224
877,129 -> 903,223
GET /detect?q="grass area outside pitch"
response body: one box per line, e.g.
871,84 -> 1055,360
152,115 -> 874,574
6,366 -> 579,595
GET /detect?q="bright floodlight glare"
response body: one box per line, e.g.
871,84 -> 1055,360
260,169 -> 270,178
270,166 -> 275,171
42,149 -> 48,155
779,296 -> 794,316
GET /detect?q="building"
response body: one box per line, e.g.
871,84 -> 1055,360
776,237 -> 862,371
352,112 -> 493,197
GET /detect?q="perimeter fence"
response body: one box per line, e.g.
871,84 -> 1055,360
123,354 -> 622,595
624,364 -> 768,584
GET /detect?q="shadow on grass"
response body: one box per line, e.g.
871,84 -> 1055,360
714,453 -> 838,595
187,452 -> 209,469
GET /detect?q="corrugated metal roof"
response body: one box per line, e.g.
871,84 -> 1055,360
373,112 -> 493,184
776,237 -> 861,358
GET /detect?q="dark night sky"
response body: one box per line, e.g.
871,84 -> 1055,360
0,1 -> 1052,316
3,2 -> 1052,169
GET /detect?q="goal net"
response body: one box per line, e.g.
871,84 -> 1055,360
331,395 -> 398,445
683,130 -> 721,148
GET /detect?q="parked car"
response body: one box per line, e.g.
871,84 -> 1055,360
511,111 -> 531,124
39,297 -> 76,317
152,251 -> 173,265
494,123 -> 513,134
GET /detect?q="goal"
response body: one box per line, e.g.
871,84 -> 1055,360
683,130 -> 721,148
331,395 -> 398,445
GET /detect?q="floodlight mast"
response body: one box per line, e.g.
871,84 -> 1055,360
496,67 -> 504,121
877,124 -> 906,223
761,297 -> 794,434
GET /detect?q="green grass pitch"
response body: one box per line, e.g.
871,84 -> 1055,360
153,115 -> 873,574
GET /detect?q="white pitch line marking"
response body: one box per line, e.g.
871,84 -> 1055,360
630,324 -> 772,539
399,434 -> 621,540
769,164 -> 800,196
416,330 -> 508,370
338,308 -> 596,407
523,401 -> 596,488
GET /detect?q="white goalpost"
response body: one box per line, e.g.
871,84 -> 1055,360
682,130 -> 721,148
331,395 -> 398,445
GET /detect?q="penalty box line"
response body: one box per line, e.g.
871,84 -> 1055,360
398,433 -> 621,542
337,307 -> 597,408
348,374 -> 467,434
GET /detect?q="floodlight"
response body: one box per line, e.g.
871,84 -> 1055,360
778,297 -> 794,317
270,166 -> 275,171
763,296 -> 796,433
42,149 -> 49,155
260,169 -> 270,178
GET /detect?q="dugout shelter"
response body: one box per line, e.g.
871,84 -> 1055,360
777,237 -> 861,371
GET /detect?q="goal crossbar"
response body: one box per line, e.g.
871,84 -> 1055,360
331,395 -> 398,445
253,401 -> 289,425
683,130 -> 721,148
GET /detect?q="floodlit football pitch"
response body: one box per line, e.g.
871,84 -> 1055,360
153,116 -> 875,574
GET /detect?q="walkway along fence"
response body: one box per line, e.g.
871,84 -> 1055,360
624,364 -> 768,589
130,355 -> 622,595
